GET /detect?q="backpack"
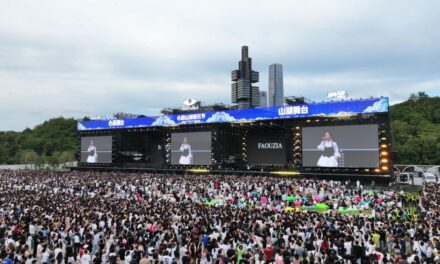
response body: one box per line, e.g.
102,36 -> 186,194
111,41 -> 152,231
56,252 -> 63,263
109,254 -> 117,264
419,246 -> 427,259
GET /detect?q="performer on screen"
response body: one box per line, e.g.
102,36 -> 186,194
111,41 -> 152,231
87,140 -> 98,163
316,132 -> 340,167
179,137 -> 193,165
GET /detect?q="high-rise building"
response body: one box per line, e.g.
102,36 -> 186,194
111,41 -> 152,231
259,91 -> 268,107
268,63 -> 284,107
231,46 -> 260,109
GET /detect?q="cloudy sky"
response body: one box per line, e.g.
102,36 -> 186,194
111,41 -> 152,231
1,0 -> 439,131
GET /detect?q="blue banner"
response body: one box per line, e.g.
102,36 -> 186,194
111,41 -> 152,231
78,97 -> 389,131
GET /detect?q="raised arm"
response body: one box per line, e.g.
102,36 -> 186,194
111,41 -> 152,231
317,140 -> 325,151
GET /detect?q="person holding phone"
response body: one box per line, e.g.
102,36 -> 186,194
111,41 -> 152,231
316,132 -> 340,167
179,137 -> 193,165
87,140 -> 98,163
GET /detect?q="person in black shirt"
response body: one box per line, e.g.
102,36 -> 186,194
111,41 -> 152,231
118,244 -> 126,261
226,246 -> 236,263
181,251 -> 190,264
65,239 -> 74,264
352,241 -> 364,264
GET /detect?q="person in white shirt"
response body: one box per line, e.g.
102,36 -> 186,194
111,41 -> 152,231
426,244 -> 434,260
179,137 -> 192,165
86,140 -> 98,163
81,250 -> 91,264
25,256 -> 35,264
93,232 -> 100,254
29,223 -> 36,236
162,252 -> 173,264
316,132 -> 341,167
41,249 -> 50,264
406,251 -> 417,263
4,236 -> 15,248
344,239 -> 352,258
54,244 -> 63,264
148,246 -> 156,262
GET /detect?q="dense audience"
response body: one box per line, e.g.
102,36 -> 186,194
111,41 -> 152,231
0,170 -> 438,264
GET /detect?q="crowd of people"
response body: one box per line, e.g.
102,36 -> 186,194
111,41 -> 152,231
0,170 -> 438,264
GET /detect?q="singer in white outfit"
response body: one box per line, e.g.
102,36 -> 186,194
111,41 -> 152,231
179,137 -> 193,165
316,132 -> 340,167
87,140 -> 98,163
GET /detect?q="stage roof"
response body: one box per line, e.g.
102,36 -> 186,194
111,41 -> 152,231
78,97 -> 389,131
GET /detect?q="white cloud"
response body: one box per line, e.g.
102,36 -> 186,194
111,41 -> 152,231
0,0 -> 439,130
206,112 -> 236,123
77,123 -> 86,131
363,98 -> 389,113
151,116 -> 175,126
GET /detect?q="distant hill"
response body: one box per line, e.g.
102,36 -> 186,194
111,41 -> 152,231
0,93 -> 438,165
0,117 -> 77,165
390,92 -> 440,165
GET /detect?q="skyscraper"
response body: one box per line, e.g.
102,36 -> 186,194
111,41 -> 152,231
269,63 -> 284,107
231,46 -> 260,109
259,91 -> 267,107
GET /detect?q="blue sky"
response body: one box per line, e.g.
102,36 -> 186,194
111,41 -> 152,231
1,0 -> 439,131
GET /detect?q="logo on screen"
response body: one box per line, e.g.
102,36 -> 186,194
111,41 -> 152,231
278,105 -> 308,116
177,113 -> 206,122
108,119 -> 124,127
258,142 -> 283,149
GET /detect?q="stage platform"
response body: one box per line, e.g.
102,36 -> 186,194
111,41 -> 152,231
71,166 -> 392,183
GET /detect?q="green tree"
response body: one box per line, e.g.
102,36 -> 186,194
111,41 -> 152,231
18,149 -> 39,167
0,117 -> 78,165
390,93 -> 440,164
58,151 -> 74,167
47,151 -> 60,168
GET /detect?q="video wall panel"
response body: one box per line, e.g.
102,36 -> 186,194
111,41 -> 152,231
247,133 -> 286,165
119,132 -> 164,164
302,125 -> 379,168
80,136 -> 112,163
171,132 -> 212,165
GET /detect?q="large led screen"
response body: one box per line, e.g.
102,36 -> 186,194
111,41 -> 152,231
247,133 -> 286,165
302,125 -> 379,168
171,132 -> 211,165
80,136 -> 112,163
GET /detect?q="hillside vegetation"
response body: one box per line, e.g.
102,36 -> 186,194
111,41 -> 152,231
390,92 -> 440,164
0,118 -> 77,166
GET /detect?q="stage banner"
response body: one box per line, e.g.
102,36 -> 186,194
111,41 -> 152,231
78,97 -> 389,131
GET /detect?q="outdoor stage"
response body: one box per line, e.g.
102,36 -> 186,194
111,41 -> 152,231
76,97 -> 393,180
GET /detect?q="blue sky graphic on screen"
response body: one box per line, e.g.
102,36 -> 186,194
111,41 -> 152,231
78,98 -> 388,131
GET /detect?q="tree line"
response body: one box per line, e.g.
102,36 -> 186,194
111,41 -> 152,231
390,92 -> 440,165
0,93 -> 439,166
0,118 -> 77,167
